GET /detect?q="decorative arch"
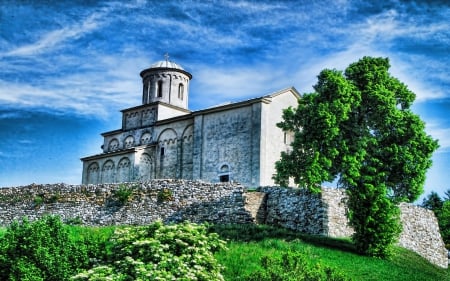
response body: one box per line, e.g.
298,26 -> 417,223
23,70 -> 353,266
157,128 -> 178,145
116,157 -> 131,182
124,135 -> 135,149
101,160 -> 115,183
108,138 -> 119,152
157,128 -> 178,179
140,132 -> 152,145
87,162 -> 100,184
139,153 -> 154,181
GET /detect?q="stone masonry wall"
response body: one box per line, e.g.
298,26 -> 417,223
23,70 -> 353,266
0,180 -> 253,226
0,181 -> 446,268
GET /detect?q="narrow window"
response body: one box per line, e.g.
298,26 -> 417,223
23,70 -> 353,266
160,147 -> 165,156
157,80 -> 163,98
178,83 -> 184,100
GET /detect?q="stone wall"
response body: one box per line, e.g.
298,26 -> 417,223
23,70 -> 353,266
0,181 -> 446,268
0,181 -> 253,226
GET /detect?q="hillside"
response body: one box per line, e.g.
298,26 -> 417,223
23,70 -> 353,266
211,224 -> 450,281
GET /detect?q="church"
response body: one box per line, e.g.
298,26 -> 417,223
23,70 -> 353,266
81,58 -> 300,187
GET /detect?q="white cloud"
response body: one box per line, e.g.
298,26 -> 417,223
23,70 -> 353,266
425,121 -> 450,153
3,13 -> 102,57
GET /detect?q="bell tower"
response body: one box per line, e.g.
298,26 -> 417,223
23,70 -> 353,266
140,54 -> 192,110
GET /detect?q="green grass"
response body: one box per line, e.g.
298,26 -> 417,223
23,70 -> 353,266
212,224 -> 449,281
1,222 -> 448,280
0,227 -> 6,238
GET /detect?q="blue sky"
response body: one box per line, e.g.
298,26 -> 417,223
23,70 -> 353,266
0,0 -> 449,202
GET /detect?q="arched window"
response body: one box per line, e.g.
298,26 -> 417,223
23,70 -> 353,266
219,164 -> 230,182
157,80 -> 163,98
178,83 -> 184,100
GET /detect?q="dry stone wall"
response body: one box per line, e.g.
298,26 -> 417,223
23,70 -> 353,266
0,181 -> 446,268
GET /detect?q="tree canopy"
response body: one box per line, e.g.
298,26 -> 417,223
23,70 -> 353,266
275,57 -> 439,257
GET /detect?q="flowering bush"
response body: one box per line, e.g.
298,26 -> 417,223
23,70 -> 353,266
72,221 -> 226,281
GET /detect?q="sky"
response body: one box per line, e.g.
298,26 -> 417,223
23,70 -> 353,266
0,0 -> 449,202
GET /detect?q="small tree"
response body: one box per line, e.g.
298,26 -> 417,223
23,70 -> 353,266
421,191 -> 443,214
275,57 -> 438,257
438,201 -> 450,247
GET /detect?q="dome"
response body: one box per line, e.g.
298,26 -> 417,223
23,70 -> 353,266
150,60 -> 184,70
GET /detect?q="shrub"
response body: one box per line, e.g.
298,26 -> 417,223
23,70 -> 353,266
113,184 -> 134,206
157,188 -> 174,203
244,250 -> 351,281
72,221 -> 226,281
0,216 -> 89,281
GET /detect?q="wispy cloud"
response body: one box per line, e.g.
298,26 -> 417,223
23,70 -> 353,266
3,13 -> 103,57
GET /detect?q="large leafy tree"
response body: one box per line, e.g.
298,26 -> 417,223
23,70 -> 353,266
275,57 -> 438,257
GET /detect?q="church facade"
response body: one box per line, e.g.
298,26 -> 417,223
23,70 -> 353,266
81,59 -> 300,187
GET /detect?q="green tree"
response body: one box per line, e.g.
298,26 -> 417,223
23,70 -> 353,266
275,57 -> 438,257
443,189 -> 450,201
421,191 -> 443,214
438,201 -> 450,247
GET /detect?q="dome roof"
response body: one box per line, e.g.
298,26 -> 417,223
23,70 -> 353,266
150,60 -> 184,70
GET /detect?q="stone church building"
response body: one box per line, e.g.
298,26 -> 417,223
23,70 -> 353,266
81,59 -> 300,187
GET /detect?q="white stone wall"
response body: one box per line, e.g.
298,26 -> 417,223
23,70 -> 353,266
259,89 -> 299,186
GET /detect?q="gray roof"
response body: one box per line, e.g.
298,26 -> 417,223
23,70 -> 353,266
150,60 -> 184,70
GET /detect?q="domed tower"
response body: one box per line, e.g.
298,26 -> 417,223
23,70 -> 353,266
140,55 -> 192,110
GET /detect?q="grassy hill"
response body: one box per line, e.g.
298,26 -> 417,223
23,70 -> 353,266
1,223 -> 448,280
211,224 -> 449,281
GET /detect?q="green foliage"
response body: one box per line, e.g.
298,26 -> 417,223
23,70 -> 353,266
244,250 -> 351,281
214,227 -> 449,281
113,184 -> 134,206
274,56 -> 439,257
72,221 -> 226,281
437,201 -> 450,247
157,188 -> 174,203
0,216 -> 90,281
347,184 -> 401,257
33,195 -> 44,208
422,191 -> 444,214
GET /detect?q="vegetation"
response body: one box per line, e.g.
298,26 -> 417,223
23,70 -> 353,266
212,224 -> 449,281
422,189 -> 450,247
157,188 -> 174,203
73,221 -> 226,281
0,216 -> 91,281
274,57 -> 438,257
0,219 -> 448,280
112,184 -> 134,206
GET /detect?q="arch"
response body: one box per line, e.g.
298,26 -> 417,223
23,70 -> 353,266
87,162 -> 100,184
157,80 -> 163,98
157,128 -> 178,179
139,153 -> 154,181
124,135 -> 135,149
108,138 -> 119,152
117,157 -> 131,183
218,163 -> 231,182
101,160 -> 115,183
157,128 -> 178,144
140,132 -> 152,145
